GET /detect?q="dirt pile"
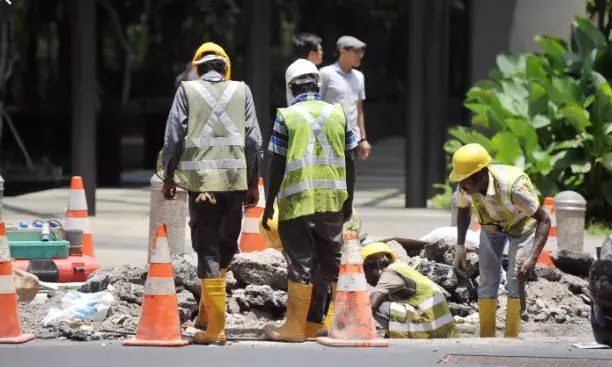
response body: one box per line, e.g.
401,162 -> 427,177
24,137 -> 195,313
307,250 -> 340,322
18,237 -> 596,341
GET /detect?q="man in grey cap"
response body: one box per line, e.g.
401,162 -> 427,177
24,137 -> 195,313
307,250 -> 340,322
319,35 -> 370,160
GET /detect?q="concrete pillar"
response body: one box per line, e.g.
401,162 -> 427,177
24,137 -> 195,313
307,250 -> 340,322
405,0 -> 426,208
470,0 -> 586,83
554,191 -> 587,253
0,175 -> 4,221
148,174 -> 188,261
246,0 -> 271,187
71,0 -> 97,215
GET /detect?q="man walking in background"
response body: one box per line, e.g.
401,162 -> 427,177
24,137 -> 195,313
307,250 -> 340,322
286,32 -> 324,105
319,35 -> 370,161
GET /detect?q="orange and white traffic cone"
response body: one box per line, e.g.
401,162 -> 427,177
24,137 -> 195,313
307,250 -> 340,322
239,178 -> 269,253
472,217 -> 481,231
317,233 -> 389,347
64,176 -> 95,257
123,224 -> 188,347
543,197 -> 557,248
0,222 -> 36,344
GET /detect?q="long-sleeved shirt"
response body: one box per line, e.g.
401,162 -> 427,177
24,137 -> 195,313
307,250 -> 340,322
161,71 -> 263,190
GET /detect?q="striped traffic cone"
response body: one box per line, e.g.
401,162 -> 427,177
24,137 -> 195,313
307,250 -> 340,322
472,217 -> 481,231
239,178 -> 269,252
64,176 -> 95,257
543,197 -> 557,248
123,224 -> 189,347
0,222 -> 36,344
317,233 -> 389,347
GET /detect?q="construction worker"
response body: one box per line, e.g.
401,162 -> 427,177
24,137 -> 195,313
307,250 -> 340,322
360,242 -> 458,338
450,143 -> 551,338
286,32 -> 324,105
319,35 -> 371,160
158,42 -> 263,345
261,58 -> 358,342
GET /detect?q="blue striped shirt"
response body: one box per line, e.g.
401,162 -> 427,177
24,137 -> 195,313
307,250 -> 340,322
268,92 -> 359,156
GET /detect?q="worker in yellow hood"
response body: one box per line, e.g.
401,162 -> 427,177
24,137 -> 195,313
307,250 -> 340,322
450,143 -> 551,338
158,41 -> 262,345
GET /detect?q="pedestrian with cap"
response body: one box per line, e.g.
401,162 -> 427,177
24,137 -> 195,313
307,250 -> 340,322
286,32 -> 324,106
261,58 -> 358,342
360,242 -> 457,339
157,42 -> 263,345
319,35 -> 371,160
450,143 -> 551,339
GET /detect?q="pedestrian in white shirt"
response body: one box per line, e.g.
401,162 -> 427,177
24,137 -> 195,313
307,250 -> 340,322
319,36 -> 371,160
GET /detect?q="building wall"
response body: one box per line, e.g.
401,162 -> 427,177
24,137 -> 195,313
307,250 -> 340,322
471,0 -> 586,82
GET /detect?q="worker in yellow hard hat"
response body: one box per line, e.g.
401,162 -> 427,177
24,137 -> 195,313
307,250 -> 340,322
158,42 -> 262,345
449,143 -> 551,339
358,242 -> 457,339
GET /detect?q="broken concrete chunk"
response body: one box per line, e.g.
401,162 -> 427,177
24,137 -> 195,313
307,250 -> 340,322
560,273 -> 589,295
386,240 -> 411,264
232,285 -> 287,315
448,302 -> 475,317
422,240 -> 453,264
452,277 -> 476,304
171,255 -> 201,298
229,249 -> 288,291
551,249 -> 594,277
534,264 -> 562,282
418,261 -> 458,292
176,290 -> 198,316
109,282 -> 144,305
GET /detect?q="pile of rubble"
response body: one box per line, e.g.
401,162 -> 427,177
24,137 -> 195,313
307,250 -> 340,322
18,234 -> 596,341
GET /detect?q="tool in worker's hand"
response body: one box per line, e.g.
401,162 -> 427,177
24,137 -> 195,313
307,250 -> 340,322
519,282 -> 526,313
195,192 -> 216,204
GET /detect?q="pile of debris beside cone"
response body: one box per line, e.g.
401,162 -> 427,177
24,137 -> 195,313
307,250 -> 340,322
18,233 -> 596,341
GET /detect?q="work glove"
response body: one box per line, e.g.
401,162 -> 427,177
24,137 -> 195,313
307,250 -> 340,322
453,245 -> 468,276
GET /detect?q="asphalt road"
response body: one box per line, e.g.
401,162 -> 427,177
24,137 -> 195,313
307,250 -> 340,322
1,339 -> 611,367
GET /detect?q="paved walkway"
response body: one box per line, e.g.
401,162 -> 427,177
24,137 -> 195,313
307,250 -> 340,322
1,137 -> 605,268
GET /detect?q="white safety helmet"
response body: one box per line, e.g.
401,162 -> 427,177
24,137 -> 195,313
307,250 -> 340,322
285,59 -> 320,88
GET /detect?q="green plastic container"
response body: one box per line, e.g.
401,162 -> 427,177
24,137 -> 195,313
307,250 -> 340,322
7,229 -> 70,259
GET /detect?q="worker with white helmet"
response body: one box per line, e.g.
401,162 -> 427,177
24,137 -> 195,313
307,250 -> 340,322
260,58 -> 358,342
158,42 -> 263,345
450,143 -> 551,339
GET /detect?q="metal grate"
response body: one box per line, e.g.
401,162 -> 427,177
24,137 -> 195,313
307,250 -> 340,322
438,354 -> 612,366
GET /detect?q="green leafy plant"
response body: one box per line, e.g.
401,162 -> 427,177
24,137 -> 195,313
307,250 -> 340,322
442,16 -> 612,224
431,182 -> 453,209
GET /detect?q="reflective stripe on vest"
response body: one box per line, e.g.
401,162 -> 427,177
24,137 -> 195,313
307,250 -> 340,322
277,103 -> 347,200
183,81 -> 244,148
385,262 -> 456,338
474,165 -> 537,236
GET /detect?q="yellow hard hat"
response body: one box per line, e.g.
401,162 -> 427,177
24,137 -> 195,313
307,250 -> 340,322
449,143 -> 492,182
360,242 -> 396,262
192,42 -> 231,79
259,206 -> 283,252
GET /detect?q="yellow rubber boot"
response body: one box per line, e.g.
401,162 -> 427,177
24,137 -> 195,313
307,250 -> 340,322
304,322 -> 324,339
193,278 -> 226,345
194,269 -> 227,330
264,281 -> 312,342
504,298 -> 521,338
478,299 -> 497,338
322,282 -> 337,330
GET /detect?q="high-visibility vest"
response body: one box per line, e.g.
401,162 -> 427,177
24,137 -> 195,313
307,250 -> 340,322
472,164 -> 538,237
386,262 -> 458,339
173,79 -> 247,192
276,100 -> 348,221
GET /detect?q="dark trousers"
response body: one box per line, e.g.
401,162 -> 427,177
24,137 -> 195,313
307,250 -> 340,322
307,267 -> 332,323
188,191 -> 243,279
278,210 -> 343,293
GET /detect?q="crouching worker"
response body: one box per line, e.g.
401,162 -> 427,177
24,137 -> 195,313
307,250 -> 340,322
361,242 -> 458,339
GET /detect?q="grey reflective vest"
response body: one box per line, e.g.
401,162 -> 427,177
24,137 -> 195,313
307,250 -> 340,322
175,79 -> 247,192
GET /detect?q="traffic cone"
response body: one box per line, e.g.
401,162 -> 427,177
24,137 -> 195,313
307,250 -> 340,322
542,197 -> 557,248
239,178 -> 269,252
123,224 -> 188,347
0,222 -> 36,344
472,217 -> 481,231
317,233 -> 389,347
64,176 -> 95,257
537,250 -> 556,268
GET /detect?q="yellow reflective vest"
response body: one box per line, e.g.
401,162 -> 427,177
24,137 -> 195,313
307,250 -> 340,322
472,165 -> 538,237
386,262 -> 458,339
